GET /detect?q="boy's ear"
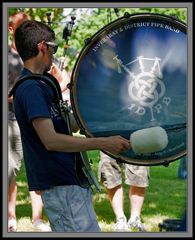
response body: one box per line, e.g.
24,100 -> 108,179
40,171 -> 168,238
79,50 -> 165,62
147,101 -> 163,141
37,41 -> 47,52
9,26 -> 14,34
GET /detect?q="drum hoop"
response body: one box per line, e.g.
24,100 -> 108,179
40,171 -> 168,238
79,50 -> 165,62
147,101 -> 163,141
70,13 -> 187,165
105,150 -> 187,166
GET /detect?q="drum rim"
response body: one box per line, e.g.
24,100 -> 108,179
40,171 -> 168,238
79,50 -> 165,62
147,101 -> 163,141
102,150 -> 187,166
70,12 -> 187,165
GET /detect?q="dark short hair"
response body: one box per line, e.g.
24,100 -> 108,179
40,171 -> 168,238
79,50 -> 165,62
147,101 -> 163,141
15,20 -> 55,61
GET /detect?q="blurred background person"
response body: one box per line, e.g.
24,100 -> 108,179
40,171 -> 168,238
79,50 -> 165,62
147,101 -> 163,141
98,151 -> 149,232
8,11 -> 69,232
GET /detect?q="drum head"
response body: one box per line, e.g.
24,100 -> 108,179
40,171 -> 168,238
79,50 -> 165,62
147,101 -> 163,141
70,13 -> 187,166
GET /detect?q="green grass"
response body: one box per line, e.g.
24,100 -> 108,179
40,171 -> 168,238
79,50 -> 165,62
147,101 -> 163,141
88,151 -> 187,231
15,150 -> 187,232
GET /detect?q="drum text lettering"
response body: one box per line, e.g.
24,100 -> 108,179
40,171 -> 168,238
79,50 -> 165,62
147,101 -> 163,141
93,30 -> 119,52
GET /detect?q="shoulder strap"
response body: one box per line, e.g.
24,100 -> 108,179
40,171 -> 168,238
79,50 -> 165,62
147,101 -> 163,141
9,72 -> 63,101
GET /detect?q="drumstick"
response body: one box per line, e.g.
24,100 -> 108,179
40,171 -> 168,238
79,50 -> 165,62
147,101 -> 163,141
130,126 -> 168,154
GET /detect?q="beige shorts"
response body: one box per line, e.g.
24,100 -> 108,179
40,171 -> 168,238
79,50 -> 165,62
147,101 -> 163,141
98,151 -> 149,189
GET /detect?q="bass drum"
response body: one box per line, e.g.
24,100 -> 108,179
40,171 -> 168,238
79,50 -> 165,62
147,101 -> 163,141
70,13 -> 187,166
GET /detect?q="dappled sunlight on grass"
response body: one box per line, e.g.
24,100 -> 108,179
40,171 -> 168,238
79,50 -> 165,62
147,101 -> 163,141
93,192 -> 108,203
98,220 -> 115,232
16,217 -> 35,232
99,215 -> 173,232
98,215 -> 172,232
16,198 -> 30,206
15,215 -> 178,232
173,193 -> 186,198
16,184 -> 31,205
148,203 -> 157,209
16,217 -> 50,232
16,190 -> 30,199
17,181 -> 28,187
14,155 -> 187,232
142,215 -> 171,232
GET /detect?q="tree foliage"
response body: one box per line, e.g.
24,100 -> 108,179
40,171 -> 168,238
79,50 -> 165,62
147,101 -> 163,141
64,8 -> 187,69
8,7 -> 187,71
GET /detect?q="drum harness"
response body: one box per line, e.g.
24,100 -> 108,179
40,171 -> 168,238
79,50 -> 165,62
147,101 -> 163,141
9,72 -> 101,193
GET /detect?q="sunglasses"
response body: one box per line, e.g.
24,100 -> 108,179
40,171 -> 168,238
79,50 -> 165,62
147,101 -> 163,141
44,41 -> 58,54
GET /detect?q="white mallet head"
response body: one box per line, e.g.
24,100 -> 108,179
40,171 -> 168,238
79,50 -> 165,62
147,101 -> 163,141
130,126 -> 168,154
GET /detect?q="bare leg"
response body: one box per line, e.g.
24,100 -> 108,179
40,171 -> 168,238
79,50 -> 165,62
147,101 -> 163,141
128,186 -> 146,231
107,185 -> 128,231
30,191 -> 51,231
129,186 -> 145,219
8,179 -> 17,219
107,185 -> 125,220
8,179 -> 17,231
29,191 -> 44,223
